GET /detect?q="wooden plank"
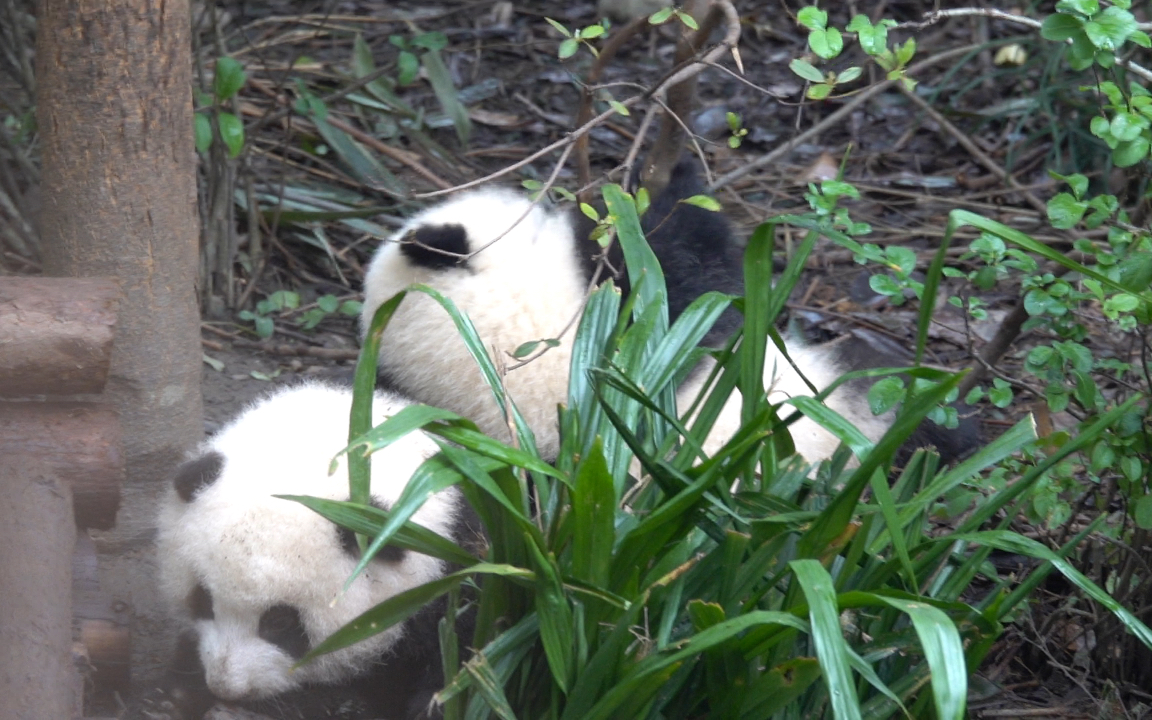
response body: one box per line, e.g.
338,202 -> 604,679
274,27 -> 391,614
0,402 -> 122,529
0,277 -> 120,397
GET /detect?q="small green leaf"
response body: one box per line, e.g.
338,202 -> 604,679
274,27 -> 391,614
988,381 -> 1014,408
339,300 -> 363,316
838,66 -> 863,83
807,83 -> 833,100
1134,494 -> 1152,530
254,317 -> 274,339
316,294 -> 340,313
648,7 -> 673,24
580,203 -> 600,222
397,50 -> 419,85
1047,193 -> 1089,229
677,11 -> 699,30
411,31 -> 448,52
789,58 -> 826,83
217,112 -> 245,157
559,38 -> 579,59
213,56 -> 246,101
545,17 -> 572,37
682,195 -> 721,211
1041,13 -> 1084,42
1113,137 -> 1150,167
580,24 -> 605,39
867,376 -> 905,415
194,112 -> 213,153
797,6 -> 828,31
608,100 -> 630,116
202,353 -> 225,372
513,340 -> 541,358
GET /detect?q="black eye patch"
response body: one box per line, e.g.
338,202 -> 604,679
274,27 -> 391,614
400,223 -> 470,270
174,451 -> 225,502
189,583 -> 214,620
258,605 -> 310,660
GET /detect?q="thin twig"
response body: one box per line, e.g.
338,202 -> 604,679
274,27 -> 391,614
711,43 -> 989,190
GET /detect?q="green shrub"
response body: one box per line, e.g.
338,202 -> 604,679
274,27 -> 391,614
280,183 -> 1152,719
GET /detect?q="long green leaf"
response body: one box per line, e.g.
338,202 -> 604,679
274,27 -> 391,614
580,610 -> 811,720
407,283 -> 540,458
301,563 -> 532,663
422,49 -> 472,146
791,559 -> 862,720
526,541 -> 574,693
951,530 -> 1152,650
874,596 -> 966,720
571,438 -> 614,588
349,290 -> 408,505
281,494 -> 479,567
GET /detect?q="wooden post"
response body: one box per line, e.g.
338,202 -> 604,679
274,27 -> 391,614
0,277 -> 124,719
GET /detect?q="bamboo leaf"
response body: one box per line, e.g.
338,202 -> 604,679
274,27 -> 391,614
791,559 -> 862,720
571,438 -> 615,588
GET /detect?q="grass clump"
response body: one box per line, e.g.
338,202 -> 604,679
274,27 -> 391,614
288,184 -> 1152,719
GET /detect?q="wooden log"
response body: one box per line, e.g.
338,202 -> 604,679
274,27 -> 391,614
0,277 -> 120,397
73,532 -> 130,696
0,402 -> 122,529
0,457 -> 77,720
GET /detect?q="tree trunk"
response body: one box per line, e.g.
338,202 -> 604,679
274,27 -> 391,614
35,0 -> 204,684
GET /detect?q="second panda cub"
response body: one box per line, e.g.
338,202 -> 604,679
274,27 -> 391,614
153,382 -> 479,720
361,163 -> 960,465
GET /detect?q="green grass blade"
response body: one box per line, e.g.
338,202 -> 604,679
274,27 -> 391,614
947,209 -> 1152,297
463,651 -> 519,720
434,441 -> 539,540
408,283 -> 540,457
603,184 -> 667,331
571,438 -> 614,589
280,494 -> 479,567
350,290 -> 408,505
301,562 -> 532,663
428,423 -> 562,480
791,559 -> 862,720
566,283 -> 622,462
580,610 -> 811,720
786,395 -> 875,459
345,453 -> 467,586
526,541 -> 575,693
740,223 -> 773,423
422,49 -> 472,146
874,596 -> 966,720
312,111 -> 405,195
952,530 -> 1152,650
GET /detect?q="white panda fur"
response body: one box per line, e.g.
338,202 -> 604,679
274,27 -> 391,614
362,189 -> 587,460
156,381 -> 468,715
361,163 -> 892,466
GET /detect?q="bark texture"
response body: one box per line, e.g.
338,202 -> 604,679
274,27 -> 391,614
36,0 -> 205,685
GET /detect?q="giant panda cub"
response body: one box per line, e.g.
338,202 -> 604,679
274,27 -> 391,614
152,381 -> 477,720
361,161 -> 973,466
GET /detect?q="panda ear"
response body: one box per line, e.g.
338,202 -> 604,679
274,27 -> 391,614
400,223 -> 470,270
174,451 -> 225,503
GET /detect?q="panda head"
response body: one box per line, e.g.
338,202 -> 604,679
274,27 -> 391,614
156,381 -> 459,701
362,189 -> 590,460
